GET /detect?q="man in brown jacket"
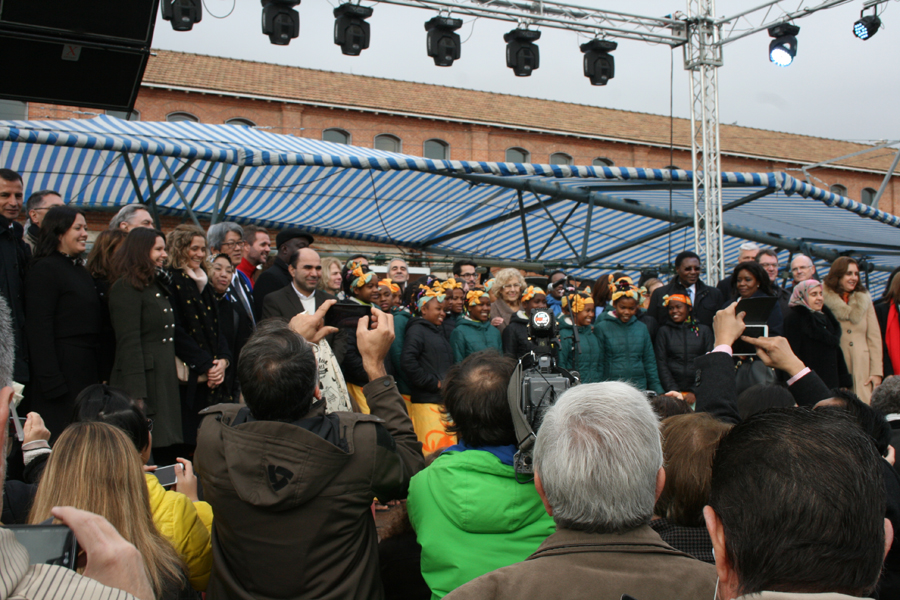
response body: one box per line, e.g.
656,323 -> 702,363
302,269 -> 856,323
445,381 -> 717,600
194,304 -> 424,600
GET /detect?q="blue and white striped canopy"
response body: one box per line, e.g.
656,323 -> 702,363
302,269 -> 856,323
0,115 -> 897,289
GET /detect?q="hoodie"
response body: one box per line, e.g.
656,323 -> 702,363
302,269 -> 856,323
449,316 -> 503,364
408,449 -> 556,599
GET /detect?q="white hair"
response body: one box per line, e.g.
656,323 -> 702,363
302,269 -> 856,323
791,254 -> 814,268
534,382 -> 662,533
739,242 -> 760,252
108,204 -> 149,230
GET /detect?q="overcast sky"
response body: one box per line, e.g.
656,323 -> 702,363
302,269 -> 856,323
152,0 -> 900,146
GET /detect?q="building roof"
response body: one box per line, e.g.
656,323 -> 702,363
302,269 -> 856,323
143,50 -> 898,173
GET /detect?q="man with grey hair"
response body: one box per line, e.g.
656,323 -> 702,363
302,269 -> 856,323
23,190 -> 64,252
388,258 -> 409,289
108,204 -> 154,232
790,254 -> 817,287
445,382 -> 716,600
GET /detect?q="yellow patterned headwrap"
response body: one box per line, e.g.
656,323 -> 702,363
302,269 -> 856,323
483,279 -> 496,293
521,286 -> 545,303
416,284 -> 446,310
348,265 -> 375,289
610,276 -> 640,303
562,292 -> 594,314
663,293 -> 692,307
465,290 -> 488,308
379,278 -> 400,294
441,278 -> 463,291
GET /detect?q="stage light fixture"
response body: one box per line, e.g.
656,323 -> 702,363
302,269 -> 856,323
854,14 -> 881,40
261,0 -> 301,46
425,16 -> 463,67
581,39 -> 617,86
161,0 -> 202,31
504,28 -> 541,77
768,23 -> 799,67
334,3 -> 373,56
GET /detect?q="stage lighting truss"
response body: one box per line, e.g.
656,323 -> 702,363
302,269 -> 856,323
162,0 -> 202,31
334,3 -> 374,56
261,0 -> 301,45
426,16 -> 463,66
767,23 -> 799,67
504,28 -> 541,76
580,38 -> 617,86
854,11 -> 881,41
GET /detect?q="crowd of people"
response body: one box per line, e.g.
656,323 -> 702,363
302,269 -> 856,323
0,163 -> 898,600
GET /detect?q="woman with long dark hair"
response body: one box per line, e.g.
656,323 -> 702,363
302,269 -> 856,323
86,228 -> 127,382
728,261 -> 784,336
23,205 -> 102,439
109,227 -> 183,462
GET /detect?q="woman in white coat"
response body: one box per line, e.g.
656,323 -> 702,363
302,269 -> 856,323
822,256 -> 883,403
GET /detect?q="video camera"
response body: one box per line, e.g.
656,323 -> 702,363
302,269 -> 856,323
507,309 -> 579,479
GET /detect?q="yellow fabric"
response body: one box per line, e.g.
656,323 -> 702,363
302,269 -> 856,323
465,290 -> 487,307
144,473 -> 213,591
403,400 -> 457,455
348,383 -> 371,414
521,286 -> 545,302
440,278 -> 463,291
379,278 -> 400,294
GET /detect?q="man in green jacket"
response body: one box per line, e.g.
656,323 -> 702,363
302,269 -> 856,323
408,351 -> 555,599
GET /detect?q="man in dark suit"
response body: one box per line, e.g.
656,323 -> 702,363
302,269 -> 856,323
646,251 -> 724,328
0,169 -> 29,383
262,247 -> 335,321
253,228 -> 314,319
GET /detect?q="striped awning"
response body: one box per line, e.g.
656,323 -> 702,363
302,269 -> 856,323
0,115 -> 897,289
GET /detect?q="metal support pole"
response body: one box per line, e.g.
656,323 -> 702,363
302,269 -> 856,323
139,154 -> 163,230
160,159 -> 202,229
873,149 -> 900,210
516,191 -> 532,260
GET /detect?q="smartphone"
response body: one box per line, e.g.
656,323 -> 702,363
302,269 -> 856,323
733,324 -> 768,357
152,464 -> 182,488
5,524 -> 78,569
324,301 -> 372,329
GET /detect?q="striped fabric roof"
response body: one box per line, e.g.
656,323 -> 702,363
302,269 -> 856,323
0,115 -> 897,290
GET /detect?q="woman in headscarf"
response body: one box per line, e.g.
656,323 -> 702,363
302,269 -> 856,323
784,279 -> 851,390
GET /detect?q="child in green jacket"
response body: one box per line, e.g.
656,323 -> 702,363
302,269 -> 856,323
559,292 -> 603,383
449,289 -> 503,363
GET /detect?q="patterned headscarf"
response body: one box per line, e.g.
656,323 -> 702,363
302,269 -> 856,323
562,292 -> 594,314
416,283 -> 446,311
379,278 -> 400,294
789,279 -> 823,312
610,276 -> 641,303
521,286 -> 545,303
465,289 -> 488,308
483,279 -> 496,294
346,261 -> 375,289
441,278 -> 463,291
663,293 -> 692,307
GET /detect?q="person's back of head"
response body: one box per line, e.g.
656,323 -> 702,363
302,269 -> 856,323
28,422 -> 186,598
655,413 -> 732,527
443,351 -> 517,447
872,376 -> 900,417
708,409 -> 886,598
736,383 -> 794,420
72,384 -> 149,453
650,394 -> 691,420
534,382 -> 662,533
238,320 -> 317,422
819,389 -> 892,457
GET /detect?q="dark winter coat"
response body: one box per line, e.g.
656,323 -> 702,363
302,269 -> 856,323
401,317 -> 453,404
442,312 -> 460,341
251,256 -> 292,320
647,278 -> 723,329
595,312 -> 663,394
784,305 -> 851,389
449,317 -> 503,364
0,216 -> 29,382
558,321 -> 603,383
502,312 -> 539,364
654,320 -> 714,393
24,253 -> 103,439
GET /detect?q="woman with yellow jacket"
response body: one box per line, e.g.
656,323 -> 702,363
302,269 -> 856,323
73,384 -> 213,591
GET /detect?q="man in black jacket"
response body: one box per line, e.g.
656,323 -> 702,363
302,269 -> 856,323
261,247 -> 335,321
0,169 -> 28,383
647,251 -> 723,328
252,227 -> 313,319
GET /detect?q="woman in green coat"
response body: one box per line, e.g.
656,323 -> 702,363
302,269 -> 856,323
109,228 -> 183,457
449,289 -> 503,363
558,292 -> 603,383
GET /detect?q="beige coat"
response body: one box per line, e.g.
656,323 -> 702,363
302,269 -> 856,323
822,287 -> 883,403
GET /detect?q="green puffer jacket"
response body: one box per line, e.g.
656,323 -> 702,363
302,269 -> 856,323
594,311 -> 664,394
558,321 -> 603,383
389,308 -> 412,395
407,449 -> 556,599
449,316 -> 503,363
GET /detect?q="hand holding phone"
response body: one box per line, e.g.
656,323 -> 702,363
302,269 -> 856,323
174,458 -> 199,502
152,463 -> 183,488
5,524 -> 78,569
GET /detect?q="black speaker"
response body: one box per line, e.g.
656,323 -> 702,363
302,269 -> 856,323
0,0 -> 158,112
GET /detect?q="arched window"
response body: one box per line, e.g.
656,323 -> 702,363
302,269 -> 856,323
861,188 -> 877,206
374,134 -> 401,153
0,100 -> 27,121
423,139 -> 449,160
226,118 -> 256,127
107,109 -> 140,121
323,128 -> 350,145
592,157 -> 614,167
830,184 -> 848,196
506,147 -> 530,163
166,112 -> 199,123
550,153 -> 572,165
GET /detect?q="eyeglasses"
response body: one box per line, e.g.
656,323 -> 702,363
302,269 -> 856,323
459,272 -> 478,279
501,284 -> 521,289
220,241 -> 245,249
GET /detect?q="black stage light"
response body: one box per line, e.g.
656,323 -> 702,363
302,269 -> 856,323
334,3 -> 373,56
261,0 -> 301,46
162,0 -> 202,31
504,28 -> 541,77
854,14 -> 881,40
581,39 -> 617,86
425,16 -> 463,67
768,23 -> 800,67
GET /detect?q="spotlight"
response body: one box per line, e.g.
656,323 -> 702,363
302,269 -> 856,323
161,0 -> 202,31
854,14 -> 881,40
580,39 -> 617,86
504,28 -> 541,77
425,16 -> 463,67
767,23 -> 799,67
261,0 -> 301,46
334,3 -> 373,56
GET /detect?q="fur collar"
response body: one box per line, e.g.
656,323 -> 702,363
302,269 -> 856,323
822,286 -> 872,325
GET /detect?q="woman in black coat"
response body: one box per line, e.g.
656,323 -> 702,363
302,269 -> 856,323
209,253 -> 251,401
654,294 -> 713,396
165,225 -> 231,459
24,206 -> 102,440
784,279 -> 851,390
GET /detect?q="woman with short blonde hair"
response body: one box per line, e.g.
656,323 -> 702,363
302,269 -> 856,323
490,268 -> 526,333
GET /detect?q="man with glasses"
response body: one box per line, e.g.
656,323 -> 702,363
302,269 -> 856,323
453,259 -> 479,291
23,190 -> 64,253
646,251 -> 723,328
758,249 -> 791,317
790,254 -> 817,288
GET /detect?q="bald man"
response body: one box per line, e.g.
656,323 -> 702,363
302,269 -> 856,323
790,255 -> 817,287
